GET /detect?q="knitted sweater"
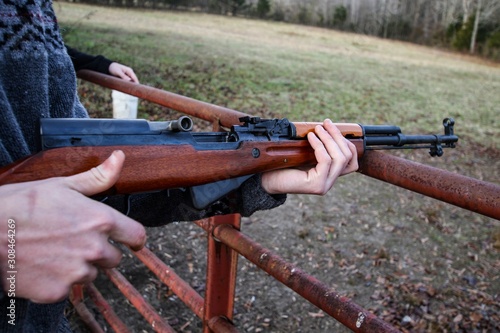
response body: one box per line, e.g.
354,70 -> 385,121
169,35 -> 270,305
0,1 -> 285,331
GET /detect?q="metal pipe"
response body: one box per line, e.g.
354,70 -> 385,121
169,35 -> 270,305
203,215 -> 241,333
213,224 -> 400,333
358,151 -> 500,220
208,316 -> 241,333
70,285 -> 106,333
84,283 -> 131,333
77,70 -> 247,128
104,268 -> 176,333
133,247 -> 205,319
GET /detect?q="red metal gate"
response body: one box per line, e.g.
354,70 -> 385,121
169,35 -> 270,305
70,70 -> 500,333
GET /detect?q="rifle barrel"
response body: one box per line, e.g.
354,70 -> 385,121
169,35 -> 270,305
364,133 -> 458,148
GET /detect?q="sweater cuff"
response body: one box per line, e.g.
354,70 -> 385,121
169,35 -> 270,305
238,174 -> 287,216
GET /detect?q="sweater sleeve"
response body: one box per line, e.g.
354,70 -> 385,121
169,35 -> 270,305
66,46 -> 113,74
104,174 -> 287,226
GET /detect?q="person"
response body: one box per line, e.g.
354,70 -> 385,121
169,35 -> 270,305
0,1 -> 358,332
66,46 -> 139,83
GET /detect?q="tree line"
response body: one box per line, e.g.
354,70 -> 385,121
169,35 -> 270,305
65,0 -> 500,60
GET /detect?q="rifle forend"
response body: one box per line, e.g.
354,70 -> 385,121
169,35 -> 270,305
0,117 -> 458,208
291,117 -> 457,157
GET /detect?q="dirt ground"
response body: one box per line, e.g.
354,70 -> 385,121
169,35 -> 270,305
67,144 -> 499,333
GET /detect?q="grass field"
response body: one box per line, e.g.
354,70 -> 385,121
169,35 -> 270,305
57,2 -> 499,149
56,3 -> 499,333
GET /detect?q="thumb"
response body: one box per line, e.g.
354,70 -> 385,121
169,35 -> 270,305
65,150 -> 125,196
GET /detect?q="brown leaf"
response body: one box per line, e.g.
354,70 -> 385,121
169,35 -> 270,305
470,312 -> 482,323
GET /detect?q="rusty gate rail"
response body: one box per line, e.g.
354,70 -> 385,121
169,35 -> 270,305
77,70 -> 247,130
76,70 -> 500,219
84,283 -> 131,333
358,151 -> 499,220
211,224 -> 399,333
71,70 -> 499,333
104,268 -> 176,332
133,246 -> 205,319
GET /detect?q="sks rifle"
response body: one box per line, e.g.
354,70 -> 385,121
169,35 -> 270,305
0,116 -> 458,208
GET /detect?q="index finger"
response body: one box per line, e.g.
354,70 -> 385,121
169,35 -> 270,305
322,120 -> 355,158
108,209 -> 147,251
123,68 -> 139,83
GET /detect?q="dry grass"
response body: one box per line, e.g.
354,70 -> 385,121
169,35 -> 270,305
57,3 -> 499,149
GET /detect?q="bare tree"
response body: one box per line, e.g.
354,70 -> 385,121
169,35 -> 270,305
463,0 -> 473,22
469,0 -> 500,52
470,0 -> 482,52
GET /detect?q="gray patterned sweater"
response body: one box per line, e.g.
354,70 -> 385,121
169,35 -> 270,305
0,1 -> 285,331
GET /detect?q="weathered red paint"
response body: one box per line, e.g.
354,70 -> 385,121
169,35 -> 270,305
77,70 -> 247,128
104,268 -> 176,333
202,215 -> 241,333
133,247 -> 205,318
84,283 -> 131,333
213,224 -> 401,333
359,151 -> 500,220
70,285 -> 106,333
208,316 -> 241,333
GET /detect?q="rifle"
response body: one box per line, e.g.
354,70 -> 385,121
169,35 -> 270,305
0,116 -> 458,208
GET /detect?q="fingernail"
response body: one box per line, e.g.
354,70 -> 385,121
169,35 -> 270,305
111,150 -> 125,162
113,150 -> 124,156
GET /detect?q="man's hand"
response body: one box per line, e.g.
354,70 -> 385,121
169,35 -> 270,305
261,119 -> 358,195
0,151 -> 146,303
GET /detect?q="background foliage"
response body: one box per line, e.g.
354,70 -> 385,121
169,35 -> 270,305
61,0 -> 500,60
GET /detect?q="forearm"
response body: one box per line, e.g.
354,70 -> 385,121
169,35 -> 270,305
66,46 -> 113,74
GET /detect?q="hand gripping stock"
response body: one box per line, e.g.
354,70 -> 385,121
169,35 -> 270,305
0,116 -> 458,209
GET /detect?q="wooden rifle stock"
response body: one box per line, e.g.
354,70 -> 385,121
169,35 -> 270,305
0,139 -> 363,195
0,116 -> 456,197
